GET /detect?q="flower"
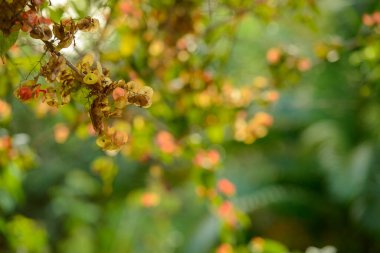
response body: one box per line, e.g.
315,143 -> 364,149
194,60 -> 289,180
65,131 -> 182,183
54,123 -> 70,143
217,201 -> 237,227
140,192 -> 160,207
266,47 -> 282,64
216,243 -> 234,253
217,179 -> 236,197
193,149 -> 220,169
297,58 -> 312,72
156,131 -> 177,154
363,14 -> 374,26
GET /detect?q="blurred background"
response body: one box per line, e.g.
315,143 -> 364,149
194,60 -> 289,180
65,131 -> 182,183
1,0 -> 380,252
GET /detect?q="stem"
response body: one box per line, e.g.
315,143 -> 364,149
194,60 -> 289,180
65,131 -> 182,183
42,40 -> 84,78
18,14 -> 85,78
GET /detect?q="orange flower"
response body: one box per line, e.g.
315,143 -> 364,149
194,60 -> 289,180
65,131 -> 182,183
216,243 -> 234,253
193,149 -> 220,169
119,0 -> 142,18
113,87 -> 126,100
265,90 -> 280,103
140,192 -> 160,207
0,100 -> 11,121
373,12 -> 380,24
0,136 -> 12,151
54,123 -> 70,143
217,201 -> 237,227
156,131 -> 177,154
363,14 -> 374,26
208,150 -> 220,165
266,48 -> 282,64
217,179 -> 236,197
253,112 -> 273,127
297,58 -> 312,72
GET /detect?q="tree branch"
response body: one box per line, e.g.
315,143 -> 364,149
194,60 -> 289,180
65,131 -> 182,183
42,40 -> 84,78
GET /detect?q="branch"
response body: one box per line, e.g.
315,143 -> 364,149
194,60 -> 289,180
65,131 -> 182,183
18,14 -> 85,78
42,40 -> 84,78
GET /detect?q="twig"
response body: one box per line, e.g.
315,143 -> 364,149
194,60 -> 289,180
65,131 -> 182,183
18,14 -> 85,78
42,40 -> 84,78
26,49 -> 48,80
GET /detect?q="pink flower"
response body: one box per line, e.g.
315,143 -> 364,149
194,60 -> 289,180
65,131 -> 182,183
297,58 -> 312,72
156,131 -> 177,154
217,201 -> 237,227
373,12 -> 380,24
112,87 -> 126,100
193,149 -> 220,169
363,14 -> 374,26
217,179 -> 236,197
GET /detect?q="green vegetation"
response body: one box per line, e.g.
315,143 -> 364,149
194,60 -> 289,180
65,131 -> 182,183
0,0 -> 379,252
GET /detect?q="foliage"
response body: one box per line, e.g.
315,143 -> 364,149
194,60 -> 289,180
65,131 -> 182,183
0,0 -> 379,253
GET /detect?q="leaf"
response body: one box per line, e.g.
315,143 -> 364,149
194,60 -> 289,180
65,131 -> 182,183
206,125 -> 225,143
71,1 -> 87,18
71,86 -> 92,107
259,238 -> 289,253
47,7 -> 64,23
0,31 -> 19,55
182,216 -> 219,253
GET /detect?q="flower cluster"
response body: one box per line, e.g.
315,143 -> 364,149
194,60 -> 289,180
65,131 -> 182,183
266,47 -> 312,87
362,11 -> 380,27
234,111 -> 274,144
267,47 -> 311,71
193,149 -> 220,170
140,192 -> 160,208
217,201 -> 239,228
217,178 -> 236,197
10,7 -> 153,150
155,131 -> 178,154
222,77 -> 280,108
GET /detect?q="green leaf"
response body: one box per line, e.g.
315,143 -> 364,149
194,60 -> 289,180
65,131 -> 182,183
0,31 -> 19,55
206,125 -> 225,143
71,1 -> 87,17
47,7 -> 64,23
